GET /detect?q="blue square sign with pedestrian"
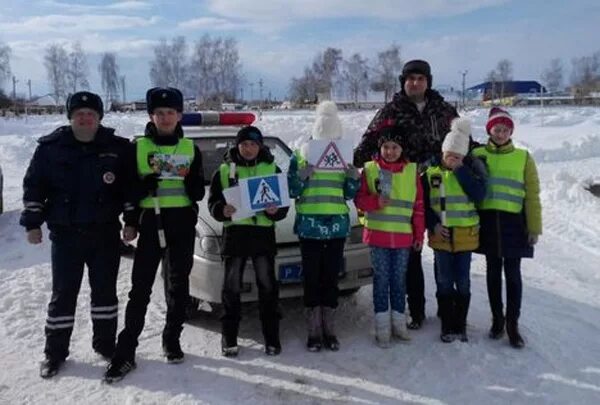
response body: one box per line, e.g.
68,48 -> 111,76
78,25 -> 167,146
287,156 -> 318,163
248,175 -> 281,210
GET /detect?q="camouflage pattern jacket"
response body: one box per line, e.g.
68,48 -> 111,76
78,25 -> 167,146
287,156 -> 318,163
353,89 -> 459,168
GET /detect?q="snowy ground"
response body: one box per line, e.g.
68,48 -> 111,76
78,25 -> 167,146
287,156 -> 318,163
1,107 -> 600,405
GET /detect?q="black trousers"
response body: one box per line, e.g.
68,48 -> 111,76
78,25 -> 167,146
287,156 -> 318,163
45,226 -> 120,361
115,208 -> 196,360
299,238 -> 345,308
486,256 -> 523,321
406,249 -> 425,321
221,255 -> 280,346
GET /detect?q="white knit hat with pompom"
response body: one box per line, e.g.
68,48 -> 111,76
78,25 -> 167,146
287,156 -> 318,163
442,117 -> 471,156
312,101 -> 343,140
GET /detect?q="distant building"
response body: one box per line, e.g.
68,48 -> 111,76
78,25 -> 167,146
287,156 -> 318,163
467,81 -> 546,104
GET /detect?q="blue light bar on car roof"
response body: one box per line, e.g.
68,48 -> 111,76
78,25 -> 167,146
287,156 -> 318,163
181,112 -> 256,127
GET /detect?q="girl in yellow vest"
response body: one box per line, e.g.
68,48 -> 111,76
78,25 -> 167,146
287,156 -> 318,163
472,108 -> 542,349
208,126 -> 289,357
424,118 -> 487,343
354,126 -> 425,348
288,101 -> 361,352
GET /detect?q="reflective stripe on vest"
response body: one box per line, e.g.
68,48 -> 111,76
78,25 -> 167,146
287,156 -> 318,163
472,147 -> 527,213
137,137 -> 194,208
363,161 -> 417,234
295,151 -> 349,215
426,166 -> 479,228
219,162 -> 276,227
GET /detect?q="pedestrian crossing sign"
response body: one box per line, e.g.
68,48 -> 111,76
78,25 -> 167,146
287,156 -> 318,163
239,173 -> 290,212
316,142 -> 346,170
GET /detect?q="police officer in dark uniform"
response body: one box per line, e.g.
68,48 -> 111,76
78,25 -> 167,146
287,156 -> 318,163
20,91 -> 133,378
104,87 -> 205,383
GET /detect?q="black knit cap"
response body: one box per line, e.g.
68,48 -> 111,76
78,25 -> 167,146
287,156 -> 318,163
146,87 -> 184,114
236,125 -> 263,146
400,59 -> 433,90
66,91 -> 104,120
377,125 -> 405,148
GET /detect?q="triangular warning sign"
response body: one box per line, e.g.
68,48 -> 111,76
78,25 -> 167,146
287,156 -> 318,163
315,142 -> 346,170
252,179 -> 281,205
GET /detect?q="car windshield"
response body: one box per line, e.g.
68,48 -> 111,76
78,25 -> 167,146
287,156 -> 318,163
192,136 -> 292,184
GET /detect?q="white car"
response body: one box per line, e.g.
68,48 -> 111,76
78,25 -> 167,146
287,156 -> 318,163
161,112 -> 373,313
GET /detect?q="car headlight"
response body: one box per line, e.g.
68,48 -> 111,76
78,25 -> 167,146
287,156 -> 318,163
348,225 -> 363,244
198,235 -> 222,259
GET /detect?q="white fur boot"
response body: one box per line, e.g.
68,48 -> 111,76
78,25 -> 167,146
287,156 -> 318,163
392,311 -> 411,341
374,311 -> 392,348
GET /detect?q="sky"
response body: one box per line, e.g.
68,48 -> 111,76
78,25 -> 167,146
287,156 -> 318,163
0,0 -> 599,102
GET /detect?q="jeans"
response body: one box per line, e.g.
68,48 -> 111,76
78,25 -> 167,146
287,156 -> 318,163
486,256 -> 522,321
370,247 -> 410,313
434,250 -> 472,297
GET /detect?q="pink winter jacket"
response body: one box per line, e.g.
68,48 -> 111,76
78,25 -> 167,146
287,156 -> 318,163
354,157 -> 425,249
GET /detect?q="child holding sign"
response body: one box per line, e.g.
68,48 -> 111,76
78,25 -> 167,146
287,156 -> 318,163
354,126 -> 425,348
208,126 -> 289,357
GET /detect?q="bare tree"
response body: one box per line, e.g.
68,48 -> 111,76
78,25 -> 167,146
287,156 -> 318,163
98,52 -> 120,103
541,58 -> 563,93
150,36 -> 188,89
66,41 -> 89,93
0,42 -> 11,89
289,67 -> 319,104
373,44 -> 402,102
44,44 -> 69,103
342,53 -> 369,103
188,35 -> 242,103
486,69 -> 499,101
312,48 -> 342,99
495,59 -> 513,99
570,51 -> 600,96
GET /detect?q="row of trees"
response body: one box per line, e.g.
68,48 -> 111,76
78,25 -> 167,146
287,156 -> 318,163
289,45 -> 403,103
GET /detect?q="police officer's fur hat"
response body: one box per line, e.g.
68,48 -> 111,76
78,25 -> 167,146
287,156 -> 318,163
66,91 -> 104,120
236,125 -> 263,146
146,87 -> 184,114
399,59 -> 433,90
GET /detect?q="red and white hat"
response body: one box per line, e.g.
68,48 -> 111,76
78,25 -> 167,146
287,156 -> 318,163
486,107 -> 514,135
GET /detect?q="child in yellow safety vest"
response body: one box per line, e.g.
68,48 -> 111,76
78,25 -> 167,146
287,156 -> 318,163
423,117 -> 487,343
472,107 -> 542,349
354,126 -> 425,348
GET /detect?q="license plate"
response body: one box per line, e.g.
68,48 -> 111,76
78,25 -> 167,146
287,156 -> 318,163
279,263 -> 303,284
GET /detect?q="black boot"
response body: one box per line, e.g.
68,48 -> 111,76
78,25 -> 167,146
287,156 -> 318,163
104,357 -> 137,384
489,314 -> 505,339
305,307 -> 322,352
262,317 -> 281,356
455,294 -> 471,342
506,319 -> 525,349
439,295 -> 455,343
221,319 -> 240,357
321,306 -> 339,351
39,357 -> 64,379
162,329 -> 184,364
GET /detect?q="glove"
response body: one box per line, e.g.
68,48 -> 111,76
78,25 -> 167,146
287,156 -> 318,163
528,234 -> 539,246
298,164 -> 315,180
142,173 -> 160,193
345,164 -> 360,181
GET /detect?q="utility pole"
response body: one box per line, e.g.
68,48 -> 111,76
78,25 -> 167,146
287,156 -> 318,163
249,82 -> 254,104
258,78 -> 264,105
12,75 -> 18,100
240,87 -> 244,102
120,75 -> 126,103
27,79 -> 32,101
460,70 -> 468,109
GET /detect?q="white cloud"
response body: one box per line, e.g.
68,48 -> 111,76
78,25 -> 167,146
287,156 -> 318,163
0,14 -> 160,35
41,0 -> 151,12
207,0 -> 508,22
178,17 -> 248,31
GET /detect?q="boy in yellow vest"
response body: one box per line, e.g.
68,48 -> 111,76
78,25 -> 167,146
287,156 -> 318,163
354,126 -> 425,348
424,118 -> 487,343
105,87 -> 205,383
208,126 -> 289,357
473,108 -> 542,348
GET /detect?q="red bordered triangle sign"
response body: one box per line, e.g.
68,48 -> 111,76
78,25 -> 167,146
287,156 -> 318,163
315,142 -> 347,170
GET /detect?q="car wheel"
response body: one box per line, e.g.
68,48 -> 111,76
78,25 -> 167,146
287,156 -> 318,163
339,287 -> 360,297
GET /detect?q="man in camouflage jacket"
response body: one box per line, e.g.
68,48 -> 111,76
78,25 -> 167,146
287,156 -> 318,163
353,60 -> 459,329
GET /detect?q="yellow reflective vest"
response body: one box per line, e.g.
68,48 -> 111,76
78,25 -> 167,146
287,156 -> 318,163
472,146 -> 527,213
219,162 -> 276,227
136,137 -> 193,208
363,161 -> 417,234
295,151 -> 349,215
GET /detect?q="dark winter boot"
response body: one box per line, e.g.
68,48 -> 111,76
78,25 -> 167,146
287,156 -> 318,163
489,314 -> 505,340
439,295 -> 455,343
221,319 -> 240,357
39,357 -> 64,379
93,342 -> 116,361
506,319 -> 525,349
104,357 -> 137,384
455,294 -> 471,342
162,329 -> 184,364
305,307 -> 323,352
321,306 -> 339,351
262,317 -> 281,356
